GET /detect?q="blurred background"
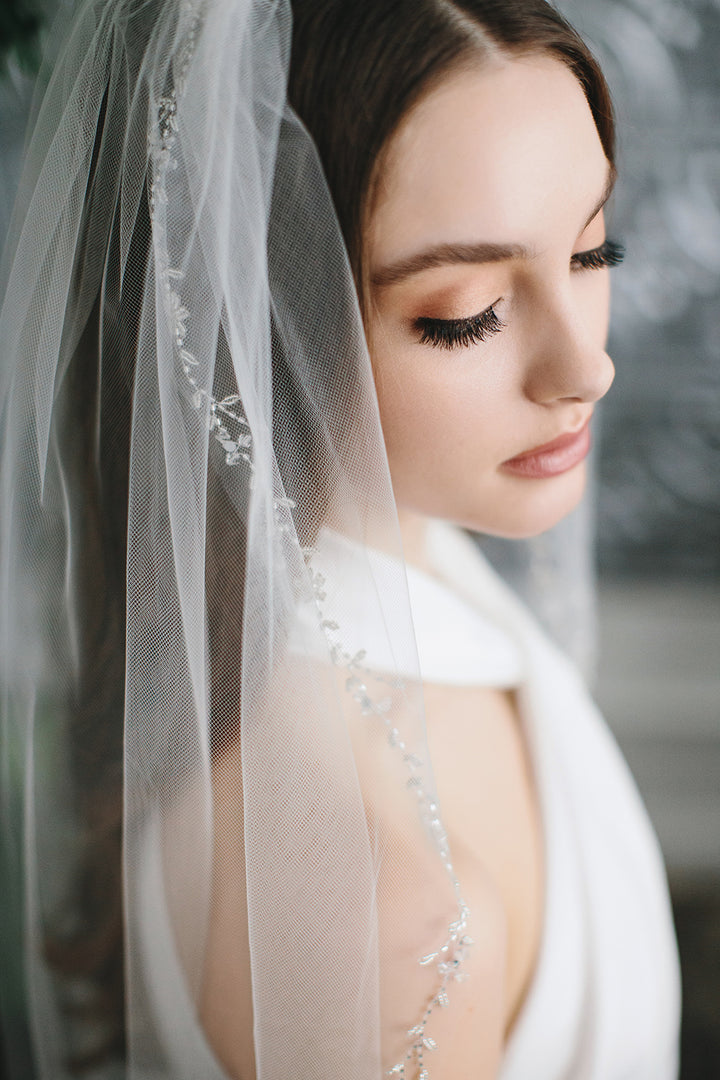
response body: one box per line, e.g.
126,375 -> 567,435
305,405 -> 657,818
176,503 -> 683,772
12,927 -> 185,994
564,0 -> 720,1074
1,0 -> 719,1075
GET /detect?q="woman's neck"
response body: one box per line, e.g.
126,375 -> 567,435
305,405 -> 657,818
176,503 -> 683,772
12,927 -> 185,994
396,508 -> 434,574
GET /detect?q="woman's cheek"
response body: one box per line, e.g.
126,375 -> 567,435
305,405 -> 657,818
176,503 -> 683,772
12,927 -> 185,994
573,269 -> 611,348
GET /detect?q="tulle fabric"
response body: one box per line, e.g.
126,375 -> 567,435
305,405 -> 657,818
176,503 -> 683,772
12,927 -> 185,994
0,1 -> 469,1077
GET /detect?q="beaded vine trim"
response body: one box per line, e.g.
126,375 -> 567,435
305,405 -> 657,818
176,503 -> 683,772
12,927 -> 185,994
146,5 -> 472,1075
312,567 -> 473,1079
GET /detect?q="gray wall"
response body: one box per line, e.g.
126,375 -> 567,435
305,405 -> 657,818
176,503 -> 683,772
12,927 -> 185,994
564,0 -> 720,578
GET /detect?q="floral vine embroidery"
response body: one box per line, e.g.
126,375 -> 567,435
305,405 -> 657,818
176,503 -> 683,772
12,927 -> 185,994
147,7 -> 472,1076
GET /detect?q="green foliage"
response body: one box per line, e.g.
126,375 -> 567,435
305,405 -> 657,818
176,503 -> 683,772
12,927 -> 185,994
0,0 -> 44,75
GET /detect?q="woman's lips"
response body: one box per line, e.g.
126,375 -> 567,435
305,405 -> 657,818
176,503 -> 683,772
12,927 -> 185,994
501,418 -> 592,478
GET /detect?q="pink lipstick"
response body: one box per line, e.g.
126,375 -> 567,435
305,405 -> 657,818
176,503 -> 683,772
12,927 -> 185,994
502,419 -> 592,479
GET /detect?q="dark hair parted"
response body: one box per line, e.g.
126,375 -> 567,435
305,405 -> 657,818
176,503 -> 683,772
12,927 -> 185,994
288,0 -> 615,299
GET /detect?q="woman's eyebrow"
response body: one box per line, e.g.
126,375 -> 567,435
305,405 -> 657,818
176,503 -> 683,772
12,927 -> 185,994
371,240 -> 531,288
371,163 -> 618,289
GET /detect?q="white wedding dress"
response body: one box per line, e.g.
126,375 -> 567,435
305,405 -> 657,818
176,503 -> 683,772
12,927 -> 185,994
136,522 -> 681,1079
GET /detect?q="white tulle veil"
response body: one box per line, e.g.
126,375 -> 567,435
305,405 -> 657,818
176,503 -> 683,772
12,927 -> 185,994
0,0 -> 475,1076
0,0 -> 597,1077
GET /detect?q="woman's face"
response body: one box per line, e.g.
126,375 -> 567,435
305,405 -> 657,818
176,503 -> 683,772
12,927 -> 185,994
365,54 -> 617,539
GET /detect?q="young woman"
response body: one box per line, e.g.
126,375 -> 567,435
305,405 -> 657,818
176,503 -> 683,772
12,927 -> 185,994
0,0 -> 680,1078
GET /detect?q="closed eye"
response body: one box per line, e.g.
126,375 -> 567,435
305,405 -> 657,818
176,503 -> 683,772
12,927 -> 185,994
415,301 -> 505,350
572,238 -> 625,272
413,238 -> 624,351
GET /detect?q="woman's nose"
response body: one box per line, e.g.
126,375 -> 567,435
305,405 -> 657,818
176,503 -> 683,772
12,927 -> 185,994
522,306 -> 615,406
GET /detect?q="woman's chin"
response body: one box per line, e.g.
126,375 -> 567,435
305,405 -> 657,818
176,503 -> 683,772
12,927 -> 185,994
460,461 -> 589,539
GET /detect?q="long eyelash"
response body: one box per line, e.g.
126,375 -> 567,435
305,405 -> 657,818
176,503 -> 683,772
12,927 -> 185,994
415,304 -> 504,350
572,238 -> 625,271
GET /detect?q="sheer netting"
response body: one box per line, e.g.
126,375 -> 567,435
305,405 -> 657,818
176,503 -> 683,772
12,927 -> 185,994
0,1 -> 474,1077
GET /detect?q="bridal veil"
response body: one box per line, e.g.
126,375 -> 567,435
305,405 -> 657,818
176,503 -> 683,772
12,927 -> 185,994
0,0 -> 478,1076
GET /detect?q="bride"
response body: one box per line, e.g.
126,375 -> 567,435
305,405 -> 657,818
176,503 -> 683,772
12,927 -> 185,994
0,0 -> 680,1077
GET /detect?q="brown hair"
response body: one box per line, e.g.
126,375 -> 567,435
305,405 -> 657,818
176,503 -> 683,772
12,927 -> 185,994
288,0 -> 615,299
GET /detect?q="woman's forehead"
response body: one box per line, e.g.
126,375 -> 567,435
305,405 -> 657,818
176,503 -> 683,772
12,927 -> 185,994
367,54 -> 609,272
